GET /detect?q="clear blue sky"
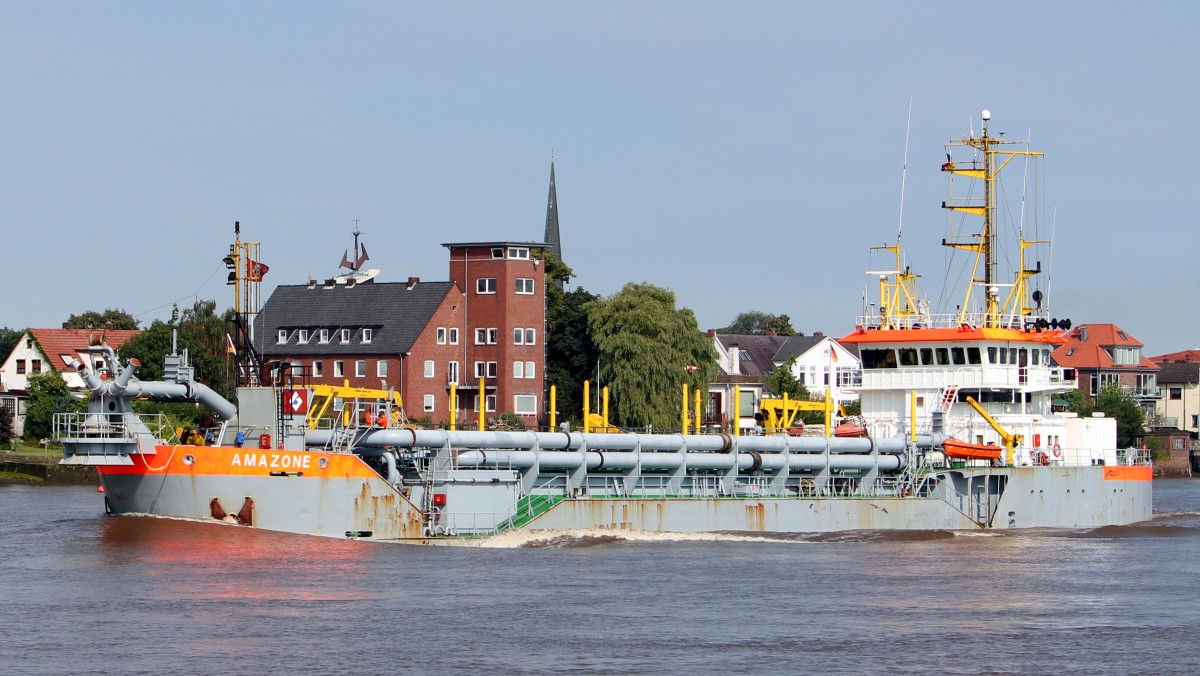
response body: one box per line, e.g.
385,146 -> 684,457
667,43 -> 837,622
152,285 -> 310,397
2,2 -> 1196,355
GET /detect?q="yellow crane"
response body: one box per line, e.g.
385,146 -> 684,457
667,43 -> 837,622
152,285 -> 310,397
758,396 -> 847,435
306,382 -> 408,429
964,396 -> 1023,465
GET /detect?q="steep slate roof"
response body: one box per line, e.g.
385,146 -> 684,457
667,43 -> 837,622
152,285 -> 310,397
1051,323 -> 1158,370
772,335 -> 825,363
256,281 -> 454,356
1155,361 -> 1200,386
714,333 -> 790,377
29,328 -> 140,372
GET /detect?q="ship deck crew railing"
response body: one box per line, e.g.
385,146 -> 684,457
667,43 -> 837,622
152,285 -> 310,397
54,412 -> 181,445
848,366 -> 1076,392
853,311 -> 1052,332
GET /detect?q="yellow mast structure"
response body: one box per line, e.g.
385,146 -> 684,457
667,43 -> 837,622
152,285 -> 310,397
940,110 -> 1044,328
871,239 -> 922,329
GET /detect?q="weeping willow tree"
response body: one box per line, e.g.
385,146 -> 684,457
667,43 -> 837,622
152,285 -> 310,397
587,283 -> 717,430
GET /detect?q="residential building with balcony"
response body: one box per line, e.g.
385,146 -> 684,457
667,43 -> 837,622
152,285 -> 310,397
1149,350 -> 1200,435
1050,323 -> 1160,417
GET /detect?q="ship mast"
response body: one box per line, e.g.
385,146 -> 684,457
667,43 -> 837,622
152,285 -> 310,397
223,221 -> 266,386
941,110 -> 1044,328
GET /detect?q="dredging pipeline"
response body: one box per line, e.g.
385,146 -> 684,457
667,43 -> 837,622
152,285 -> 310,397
304,428 -> 944,473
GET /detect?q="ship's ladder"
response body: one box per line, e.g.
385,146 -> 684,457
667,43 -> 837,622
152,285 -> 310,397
935,386 -> 959,414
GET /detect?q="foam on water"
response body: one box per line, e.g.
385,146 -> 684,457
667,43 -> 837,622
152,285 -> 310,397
476,528 -> 794,549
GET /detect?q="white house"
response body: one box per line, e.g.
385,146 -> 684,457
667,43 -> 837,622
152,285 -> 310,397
771,333 -> 860,408
0,327 -> 140,437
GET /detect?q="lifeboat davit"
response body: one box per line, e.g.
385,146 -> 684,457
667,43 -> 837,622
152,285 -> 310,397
942,438 -> 1003,461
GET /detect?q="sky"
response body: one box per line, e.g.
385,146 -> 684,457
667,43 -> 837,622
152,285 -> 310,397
2,1 -> 1197,356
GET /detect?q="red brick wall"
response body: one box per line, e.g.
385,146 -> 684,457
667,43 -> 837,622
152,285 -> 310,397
448,245 -> 546,424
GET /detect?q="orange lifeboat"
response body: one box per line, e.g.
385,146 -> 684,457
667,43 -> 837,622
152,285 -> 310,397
942,438 -> 1003,461
833,423 -> 868,438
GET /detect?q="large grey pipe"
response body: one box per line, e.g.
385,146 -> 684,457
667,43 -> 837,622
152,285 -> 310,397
68,357 -> 237,421
305,427 -> 939,454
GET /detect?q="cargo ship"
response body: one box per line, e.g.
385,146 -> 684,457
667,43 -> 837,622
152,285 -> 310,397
55,111 -> 1152,542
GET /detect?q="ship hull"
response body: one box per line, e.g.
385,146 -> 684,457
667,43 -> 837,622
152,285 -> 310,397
96,446 -> 1152,542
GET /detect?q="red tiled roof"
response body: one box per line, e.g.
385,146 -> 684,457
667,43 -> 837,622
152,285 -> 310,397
27,328 -> 141,372
1151,349 -> 1200,364
1051,323 -> 1157,370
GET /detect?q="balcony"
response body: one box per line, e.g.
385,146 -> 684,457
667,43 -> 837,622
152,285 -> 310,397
1122,385 -> 1160,400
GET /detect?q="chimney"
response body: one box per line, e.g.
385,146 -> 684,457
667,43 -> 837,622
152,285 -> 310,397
407,277 -> 420,290
730,343 -> 741,375
62,322 -> 69,329
707,329 -> 716,338
765,330 -> 777,337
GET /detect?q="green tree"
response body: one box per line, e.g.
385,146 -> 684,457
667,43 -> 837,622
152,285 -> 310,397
0,401 -> 13,444
546,287 -> 600,425
0,327 -> 21,364
23,369 -> 84,441
718,311 -> 798,336
118,300 -> 237,401
1091,384 -> 1146,449
587,283 -> 716,430
763,357 -> 810,400
65,308 -> 139,330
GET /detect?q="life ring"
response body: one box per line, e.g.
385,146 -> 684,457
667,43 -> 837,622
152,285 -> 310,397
1052,443 -> 1062,459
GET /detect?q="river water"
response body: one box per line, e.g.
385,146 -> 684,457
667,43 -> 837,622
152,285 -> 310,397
2,480 -> 1199,675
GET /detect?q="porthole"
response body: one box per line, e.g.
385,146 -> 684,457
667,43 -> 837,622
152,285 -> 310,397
183,454 -> 195,465
318,457 -> 329,468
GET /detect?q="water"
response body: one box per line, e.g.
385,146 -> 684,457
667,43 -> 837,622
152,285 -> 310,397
3,481 -> 1199,675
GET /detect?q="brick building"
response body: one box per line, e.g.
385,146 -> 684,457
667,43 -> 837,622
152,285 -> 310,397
257,241 -> 547,427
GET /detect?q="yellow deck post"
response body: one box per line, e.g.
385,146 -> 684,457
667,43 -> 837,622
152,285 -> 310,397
583,380 -> 591,434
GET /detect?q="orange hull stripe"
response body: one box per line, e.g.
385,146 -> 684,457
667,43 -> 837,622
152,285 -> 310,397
1102,465 -> 1153,482
98,445 -> 378,480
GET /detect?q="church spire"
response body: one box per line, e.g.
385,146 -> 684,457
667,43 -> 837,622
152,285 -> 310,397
543,159 -> 565,289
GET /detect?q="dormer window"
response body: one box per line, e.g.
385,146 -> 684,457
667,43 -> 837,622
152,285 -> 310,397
277,329 -> 288,344
319,329 -> 330,344
298,329 -> 309,344
339,329 -> 350,344
508,246 -> 530,260
362,328 -> 373,344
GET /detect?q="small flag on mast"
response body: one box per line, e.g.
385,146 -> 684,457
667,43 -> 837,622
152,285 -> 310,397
226,333 -> 236,355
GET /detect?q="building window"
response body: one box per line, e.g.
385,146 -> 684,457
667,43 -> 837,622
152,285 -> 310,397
448,361 -> 459,384
474,361 -> 486,378
334,361 -> 344,378
424,394 -> 435,412
491,247 -> 504,259
15,360 -> 25,375
476,277 -> 496,294
362,328 -> 372,344
514,395 -> 537,415
377,360 -> 387,377
487,328 -> 498,345
524,329 -> 535,345
277,330 -> 288,344
355,360 -> 366,377
437,328 -> 447,345
298,329 -> 309,344
424,360 -> 435,378
515,278 -> 535,294
475,328 -> 486,345
30,359 -> 41,374
474,395 -> 497,412
513,328 -> 536,345
319,329 -> 330,344
508,247 -> 530,260
448,328 -> 459,345
525,361 -> 535,379
487,361 -> 497,378
1170,387 -> 1182,400
312,360 -> 323,377
339,329 -> 350,344
513,361 -> 525,379
291,360 -> 303,376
